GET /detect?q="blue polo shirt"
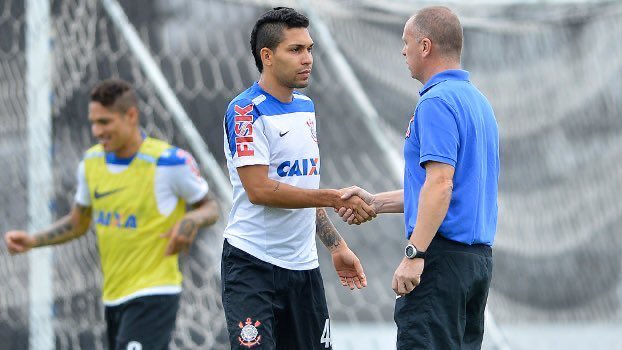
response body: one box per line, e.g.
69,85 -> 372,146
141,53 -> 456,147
403,70 -> 499,246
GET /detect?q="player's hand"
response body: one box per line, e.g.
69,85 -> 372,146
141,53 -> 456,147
392,257 -> 423,296
4,230 -> 35,255
331,245 -> 367,290
161,218 -> 198,256
336,186 -> 377,225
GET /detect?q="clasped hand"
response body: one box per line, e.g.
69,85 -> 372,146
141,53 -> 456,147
334,186 -> 376,225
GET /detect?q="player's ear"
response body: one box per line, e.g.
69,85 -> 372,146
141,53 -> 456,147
260,47 -> 273,68
125,106 -> 139,125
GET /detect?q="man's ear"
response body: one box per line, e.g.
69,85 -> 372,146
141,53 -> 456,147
261,47 -> 274,68
125,106 -> 139,125
421,37 -> 432,57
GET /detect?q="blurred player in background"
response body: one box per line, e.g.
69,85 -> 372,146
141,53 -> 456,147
339,6 -> 499,350
222,7 -> 374,349
4,79 -> 220,350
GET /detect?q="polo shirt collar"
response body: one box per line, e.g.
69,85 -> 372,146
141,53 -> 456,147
419,69 -> 470,96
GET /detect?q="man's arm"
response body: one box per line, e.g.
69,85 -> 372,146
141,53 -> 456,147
407,161 -> 453,251
237,165 -> 375,222
392,161 -> 454,296
4,204 -> 92,254
316,208 -> 366,290
337,187 -> 404,224
164,195 -> 220,256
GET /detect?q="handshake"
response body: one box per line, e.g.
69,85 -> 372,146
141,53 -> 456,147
333,186 -> 376,225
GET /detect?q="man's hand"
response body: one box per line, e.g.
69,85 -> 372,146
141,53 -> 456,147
336,186 -> 376,225
334,193 -> 376,224
392,257 -> 424,296
161,218 -> 198,256
4,231 -> 35,255
331,245 -> 367,290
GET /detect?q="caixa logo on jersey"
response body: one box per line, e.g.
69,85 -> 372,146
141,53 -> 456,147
277,158 -> 320,177
95,210 -> 137,229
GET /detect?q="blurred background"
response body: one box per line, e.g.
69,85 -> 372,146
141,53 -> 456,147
1,0 -> 621,349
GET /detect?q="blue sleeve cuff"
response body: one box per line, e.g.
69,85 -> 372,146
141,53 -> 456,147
420,154 -> 456,168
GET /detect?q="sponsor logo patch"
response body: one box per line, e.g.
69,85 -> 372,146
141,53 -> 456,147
234,104 -> 255,157
277,158 -> 320,177
94,187 -> 124,200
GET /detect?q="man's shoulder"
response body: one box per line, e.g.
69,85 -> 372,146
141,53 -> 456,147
83,144 -> 104,160
156,147 -> 193,167
226,85 -> 264,114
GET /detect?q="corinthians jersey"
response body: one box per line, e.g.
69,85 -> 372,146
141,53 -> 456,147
75,137 -> 209,305
223,82 -> 320,270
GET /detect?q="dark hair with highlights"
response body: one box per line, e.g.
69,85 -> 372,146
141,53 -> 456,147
250,7 -> 309,73
90,79 -> 138,113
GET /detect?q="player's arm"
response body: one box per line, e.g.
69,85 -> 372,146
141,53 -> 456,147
238,165 -> 374,221
162,149 -> 220,255
164,195 -> 220,256
184,194 -> 219,228
316,208 -> 366,289
337,187 -> 404,224
4,204 -> 92,254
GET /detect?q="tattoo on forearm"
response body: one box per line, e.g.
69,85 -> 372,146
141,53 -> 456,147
36,220 -> 73,246
35,204 -> 92,247
77,204 -> 91,216
178,218 -> 197,238
316,209 -> 342,251
273,181 -> 280,192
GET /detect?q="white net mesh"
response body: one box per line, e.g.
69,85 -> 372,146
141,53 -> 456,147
1,0 -> 621,349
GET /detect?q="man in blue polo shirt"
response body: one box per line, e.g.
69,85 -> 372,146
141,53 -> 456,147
338,6 -> 499,349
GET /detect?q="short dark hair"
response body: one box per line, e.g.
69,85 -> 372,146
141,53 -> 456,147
250,7 -> 309,72
413,6 -> 463,60
90,79 -> 138,113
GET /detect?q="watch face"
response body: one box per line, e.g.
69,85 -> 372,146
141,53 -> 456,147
405,245 -> 415,258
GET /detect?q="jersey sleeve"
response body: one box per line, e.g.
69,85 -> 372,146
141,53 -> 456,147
157,148 -> 209,205
224,100 -> 270,168
74,160 -> 91,206
415,97 -> 460,168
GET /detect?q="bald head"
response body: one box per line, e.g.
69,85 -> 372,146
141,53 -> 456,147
407,6 -> 463,61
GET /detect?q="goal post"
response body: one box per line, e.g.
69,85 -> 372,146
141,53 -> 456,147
26,0 -> 54,349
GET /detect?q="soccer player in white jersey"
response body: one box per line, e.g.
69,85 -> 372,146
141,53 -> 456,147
221,7 -> 375,349
4,79 -> 220,349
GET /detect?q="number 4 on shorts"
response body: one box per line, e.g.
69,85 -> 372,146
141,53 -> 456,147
320,318 -> 331,348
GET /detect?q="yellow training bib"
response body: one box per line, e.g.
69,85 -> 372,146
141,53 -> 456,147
83,138 -> 186,302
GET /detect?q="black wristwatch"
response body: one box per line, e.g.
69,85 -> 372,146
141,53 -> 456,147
404,244 -> 426,259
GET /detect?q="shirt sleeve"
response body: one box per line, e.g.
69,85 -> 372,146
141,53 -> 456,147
74,160 -> 91,206
415,97 -> 459,168
165,149 -> 210,205
224,100 -> 270,168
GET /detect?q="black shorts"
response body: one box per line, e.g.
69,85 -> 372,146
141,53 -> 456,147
394,235 -> 493,350
221,239 -> 332,349
105,294 -> 180,350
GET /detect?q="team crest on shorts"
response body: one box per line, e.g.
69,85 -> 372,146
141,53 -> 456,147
306,118 -> 318,144
238,317 -> 262,348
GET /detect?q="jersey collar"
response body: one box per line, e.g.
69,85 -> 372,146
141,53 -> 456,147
104,131 -> 147,165
419,69 -> 470,96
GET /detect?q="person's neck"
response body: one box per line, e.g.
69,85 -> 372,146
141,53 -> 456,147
420,60 -> 461,85
114,131 -> 143,158
258,74 -> 294,103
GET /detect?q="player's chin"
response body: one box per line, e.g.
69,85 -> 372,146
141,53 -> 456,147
293,79 -> 310,89
100,142 -> 114,152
